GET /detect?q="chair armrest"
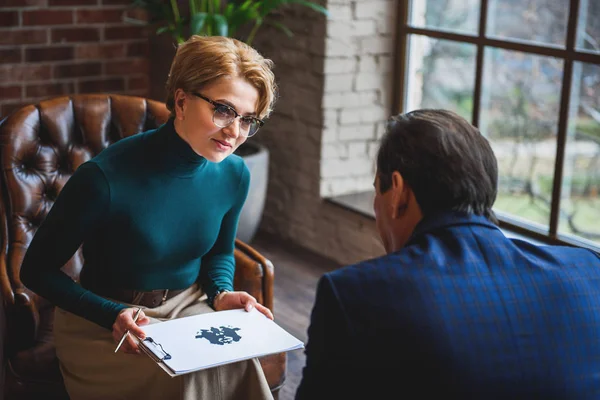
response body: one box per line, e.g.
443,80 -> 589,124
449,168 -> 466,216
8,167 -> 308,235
233,239 -> 274,313
1,295 -> 6,400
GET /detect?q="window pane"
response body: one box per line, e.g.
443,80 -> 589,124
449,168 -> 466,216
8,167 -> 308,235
480,48 -> 564,231
576,0 -> 600,54
486,0 -> 569,47
558,62 -> 600,245
409,0 -> 480,35
405,35 -> 476,121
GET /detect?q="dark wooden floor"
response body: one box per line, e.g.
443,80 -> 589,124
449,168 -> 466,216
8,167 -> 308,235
251,232 -> 341,400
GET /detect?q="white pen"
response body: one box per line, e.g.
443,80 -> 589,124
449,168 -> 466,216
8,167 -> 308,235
114,307 -> 142,353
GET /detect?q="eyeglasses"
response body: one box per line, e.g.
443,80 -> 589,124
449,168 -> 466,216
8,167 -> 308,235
192,92 -> 264,137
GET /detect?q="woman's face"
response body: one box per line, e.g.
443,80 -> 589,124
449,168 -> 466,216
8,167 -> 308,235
173,76 -> 260,163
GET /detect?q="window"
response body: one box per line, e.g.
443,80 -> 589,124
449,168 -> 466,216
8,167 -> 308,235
391,0 -> 600,250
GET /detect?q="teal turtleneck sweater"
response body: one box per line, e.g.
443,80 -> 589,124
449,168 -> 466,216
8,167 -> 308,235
20,119 -> 250,330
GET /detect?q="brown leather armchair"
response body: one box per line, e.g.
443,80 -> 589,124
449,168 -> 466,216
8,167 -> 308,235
0,94 -> 286,400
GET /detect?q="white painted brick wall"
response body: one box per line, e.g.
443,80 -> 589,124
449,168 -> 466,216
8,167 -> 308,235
358,55 -> 392,73
353,0 -> 394,19
354,72 -> 391,91
321,157 -> 374,179
328,20 -> 378,37
338,123 -> 375,141
360,36 -> 394,54
320,176 -> 375,198
339,106 -> 388,125
348,141 -> 370,157
321,143 -> 349,159
322,125 -> 339,144
325,37 -> 360,56
250,0 -> 394,266
323,73 -> 354,93
326,3 -> 353,20
321,0 -> 397,198
323,58 -> 357,74
323,91 -> 378,108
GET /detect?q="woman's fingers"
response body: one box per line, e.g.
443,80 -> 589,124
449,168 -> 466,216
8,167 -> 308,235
213,291 -> 274,320
125,331 -> 140,353
233,291 -> 274,320
129,311 -> 147,340
113,308 -> 149,354
254,303 -> 274,320
118,329 -> 145,354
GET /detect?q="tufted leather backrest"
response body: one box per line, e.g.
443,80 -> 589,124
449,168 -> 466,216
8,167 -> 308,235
0,94 -> 170,352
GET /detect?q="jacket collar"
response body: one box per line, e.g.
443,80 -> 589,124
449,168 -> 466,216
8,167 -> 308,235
408,211 -> 500,244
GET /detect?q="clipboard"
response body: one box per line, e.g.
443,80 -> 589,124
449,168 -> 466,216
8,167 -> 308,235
138,337 -> 178,377
137,308 -> 304,377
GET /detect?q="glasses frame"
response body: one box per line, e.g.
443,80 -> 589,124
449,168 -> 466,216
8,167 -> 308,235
192,92 -> 264,137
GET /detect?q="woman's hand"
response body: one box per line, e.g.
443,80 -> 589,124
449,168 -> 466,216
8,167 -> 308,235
112,307 -> 150,354
213,291 -> 274,320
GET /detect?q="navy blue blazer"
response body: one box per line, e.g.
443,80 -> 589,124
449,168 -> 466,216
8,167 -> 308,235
296,212 -> 600,399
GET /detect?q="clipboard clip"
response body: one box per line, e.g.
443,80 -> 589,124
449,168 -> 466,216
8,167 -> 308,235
143,337 -> 172,361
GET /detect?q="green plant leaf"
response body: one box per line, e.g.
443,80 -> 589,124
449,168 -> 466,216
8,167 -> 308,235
156,25 -> 171,35
129,0 -> 329,44
227,2 -> 260,35
169,0 -> 181,22
257,0 -> 328,19
189,0 -> 197,15
190,12 -> 208,35
258,0 -> 287,17
245,16 -> 263,45
131,0 -> 172,23
265,19 -> 293,38
212,14 -> 229,36
288,0 -> 329,17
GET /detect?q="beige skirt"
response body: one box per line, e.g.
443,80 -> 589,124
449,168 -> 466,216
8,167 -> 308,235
54,284 -> 273,400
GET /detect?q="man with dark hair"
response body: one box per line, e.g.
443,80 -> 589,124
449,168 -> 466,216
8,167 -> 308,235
295,109 -> 600,399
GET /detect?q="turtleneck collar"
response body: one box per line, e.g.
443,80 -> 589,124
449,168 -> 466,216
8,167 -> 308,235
157,118 -> 207,178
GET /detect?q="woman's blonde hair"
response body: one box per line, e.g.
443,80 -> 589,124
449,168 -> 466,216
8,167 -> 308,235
165,35 -> 277,120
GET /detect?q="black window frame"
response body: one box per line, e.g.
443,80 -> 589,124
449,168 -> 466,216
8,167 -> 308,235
392,0 -> 600,252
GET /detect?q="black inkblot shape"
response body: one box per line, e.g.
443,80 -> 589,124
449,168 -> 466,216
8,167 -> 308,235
195,326 -> 242,345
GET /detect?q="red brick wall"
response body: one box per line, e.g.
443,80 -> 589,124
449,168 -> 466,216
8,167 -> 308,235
0,0 -> 150,119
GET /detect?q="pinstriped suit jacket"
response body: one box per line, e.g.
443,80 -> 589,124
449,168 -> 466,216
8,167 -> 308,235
296,212 -> 600,400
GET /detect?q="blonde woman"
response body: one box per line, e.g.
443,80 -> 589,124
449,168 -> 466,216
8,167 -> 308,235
20,35 -> 277,400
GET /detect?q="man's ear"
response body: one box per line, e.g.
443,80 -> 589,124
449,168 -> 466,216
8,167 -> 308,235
390,171 -> 409,219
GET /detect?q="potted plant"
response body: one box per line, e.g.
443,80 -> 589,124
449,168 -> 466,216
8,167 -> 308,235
127,0 -> 328,243
130,0 -> 327,45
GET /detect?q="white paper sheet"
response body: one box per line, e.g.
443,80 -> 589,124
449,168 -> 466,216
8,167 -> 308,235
139,308 -> 304,376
